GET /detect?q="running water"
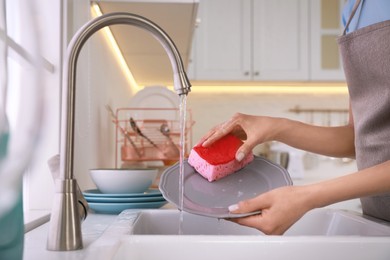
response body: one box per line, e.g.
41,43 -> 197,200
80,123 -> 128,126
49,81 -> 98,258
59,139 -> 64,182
178,94 -> 187,235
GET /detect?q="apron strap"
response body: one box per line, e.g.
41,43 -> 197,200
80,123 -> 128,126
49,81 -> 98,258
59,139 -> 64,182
342,0 -> 363,35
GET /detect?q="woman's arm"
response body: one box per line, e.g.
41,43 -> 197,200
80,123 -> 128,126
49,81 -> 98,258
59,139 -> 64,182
272,106 -> 355,158
201,108 -> 355,160
308,159 -> 390,208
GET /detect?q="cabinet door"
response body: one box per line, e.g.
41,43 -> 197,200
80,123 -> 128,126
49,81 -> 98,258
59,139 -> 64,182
252,0 -> 309,80
310,0 -> 346,80
189,0 -> 251,80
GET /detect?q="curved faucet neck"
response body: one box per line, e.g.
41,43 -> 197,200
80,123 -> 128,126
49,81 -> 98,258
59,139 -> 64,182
49,12 -> 191,251
60,12 -> 191,181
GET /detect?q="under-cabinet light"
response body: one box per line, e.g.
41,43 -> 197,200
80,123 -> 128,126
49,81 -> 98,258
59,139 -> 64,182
167,83 -> 349,95
90,3 -> 140,93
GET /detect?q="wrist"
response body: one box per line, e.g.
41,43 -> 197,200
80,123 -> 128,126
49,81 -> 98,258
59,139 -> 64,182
267,117 -> 291,142
302,183 -> 332,210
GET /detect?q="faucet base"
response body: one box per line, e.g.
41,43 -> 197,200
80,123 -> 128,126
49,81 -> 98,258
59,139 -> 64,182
47,179 -> 83,251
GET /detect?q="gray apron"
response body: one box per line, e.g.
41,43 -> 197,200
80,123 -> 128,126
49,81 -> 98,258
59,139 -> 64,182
338,0 -> 390,221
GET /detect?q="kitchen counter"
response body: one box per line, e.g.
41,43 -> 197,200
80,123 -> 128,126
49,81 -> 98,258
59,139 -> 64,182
24,212 -> 117,260
23,203 -> 174,260
24,203 -> 390,260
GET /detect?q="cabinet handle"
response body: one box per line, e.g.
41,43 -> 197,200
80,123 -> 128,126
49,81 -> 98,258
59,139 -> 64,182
244,71 -> 249,76
254,71 -> 260,76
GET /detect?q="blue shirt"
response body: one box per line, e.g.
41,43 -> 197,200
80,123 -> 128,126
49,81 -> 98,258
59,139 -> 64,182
342,0 -> 390,33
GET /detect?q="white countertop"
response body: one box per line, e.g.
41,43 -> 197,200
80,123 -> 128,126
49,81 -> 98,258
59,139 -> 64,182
23,212 -> 117,260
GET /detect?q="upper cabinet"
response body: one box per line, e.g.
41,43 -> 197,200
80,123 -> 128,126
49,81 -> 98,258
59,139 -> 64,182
252,0 -> 309,80
188,0 -> 346,82
310,0 -> 346,80
188,0 -> 252,80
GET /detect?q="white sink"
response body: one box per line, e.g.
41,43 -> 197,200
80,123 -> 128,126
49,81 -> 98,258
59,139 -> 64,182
131,208 -> 390,236
87,208 -> 390,260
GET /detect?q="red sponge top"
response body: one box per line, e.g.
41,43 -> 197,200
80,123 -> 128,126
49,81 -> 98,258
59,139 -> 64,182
193,134 -> 243,165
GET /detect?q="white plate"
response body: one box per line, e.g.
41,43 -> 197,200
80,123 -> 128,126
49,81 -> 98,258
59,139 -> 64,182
159,156 -> 293,218
128,86 -> 180,121
130,86 -> 179,109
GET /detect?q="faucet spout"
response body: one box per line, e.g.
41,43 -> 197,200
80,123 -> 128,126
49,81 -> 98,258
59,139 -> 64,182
47,12 -> 191,251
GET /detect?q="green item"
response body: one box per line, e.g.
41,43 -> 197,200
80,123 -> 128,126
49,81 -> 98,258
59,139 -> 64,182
0,193 -> 24,260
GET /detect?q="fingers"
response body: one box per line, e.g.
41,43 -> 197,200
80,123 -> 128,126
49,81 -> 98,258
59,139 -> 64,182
227,197 -> 282,235
226,186 -> 310,235
229,194 -> 269,215
227,214 -> 264,232
201,128 -> 228,147
201,119 -> 238,147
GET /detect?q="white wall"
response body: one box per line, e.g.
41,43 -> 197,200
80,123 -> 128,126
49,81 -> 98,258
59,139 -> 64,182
73,31 -> 135,191
25,0 -> 136,211
67,0 -> 136,195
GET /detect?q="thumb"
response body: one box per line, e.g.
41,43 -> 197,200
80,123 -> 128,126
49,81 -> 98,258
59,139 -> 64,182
235,141 -> 255,162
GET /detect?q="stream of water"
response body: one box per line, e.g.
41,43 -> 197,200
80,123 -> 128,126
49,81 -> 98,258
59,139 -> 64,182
178,94 -> 187,235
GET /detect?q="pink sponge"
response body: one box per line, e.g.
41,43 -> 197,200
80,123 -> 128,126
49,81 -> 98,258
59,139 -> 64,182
188,134 -> 254,182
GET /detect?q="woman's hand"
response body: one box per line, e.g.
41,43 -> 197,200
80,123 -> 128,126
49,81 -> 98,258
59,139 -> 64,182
199,113 -> 281,161
198,112 -> 355,160
227,186 -> 313,235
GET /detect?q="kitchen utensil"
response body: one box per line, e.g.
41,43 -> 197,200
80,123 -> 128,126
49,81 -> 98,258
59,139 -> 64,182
105,105 -> 141,158
83,194 -> 165,203
90,168 -> 158,194
267,151 -> 289,169
87,200 -> 167,214
83,188 -> 162,198
160,123 -> 171,140
130,117 -> 159,149
160,156 -> 292,219
160,122 -> 180,158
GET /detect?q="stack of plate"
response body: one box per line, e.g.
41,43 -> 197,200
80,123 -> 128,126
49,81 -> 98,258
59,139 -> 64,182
83,188 -> 167,214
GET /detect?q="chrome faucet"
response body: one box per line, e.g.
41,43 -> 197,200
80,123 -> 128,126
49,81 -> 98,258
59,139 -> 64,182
47,12 -> 191,251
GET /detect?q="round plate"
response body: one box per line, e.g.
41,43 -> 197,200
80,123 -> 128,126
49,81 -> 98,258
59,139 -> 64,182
84,195 -> 165,203
88,201 -> 168,214
159,156 -> 293,218
129,86 -> 179,108
83,188 -> 162,198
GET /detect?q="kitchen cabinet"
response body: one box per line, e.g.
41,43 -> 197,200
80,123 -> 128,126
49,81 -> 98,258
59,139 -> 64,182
188,0 -> 309,81
310,0 -> 346,80
188,0 -> 346,82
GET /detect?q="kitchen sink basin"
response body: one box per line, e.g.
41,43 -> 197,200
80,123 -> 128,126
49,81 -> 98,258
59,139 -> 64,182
131,208 -> 390,236
131,210 -> 258,235
86,208 -> 390,260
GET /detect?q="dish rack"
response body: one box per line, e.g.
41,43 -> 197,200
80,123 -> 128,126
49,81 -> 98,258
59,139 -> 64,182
113,108 -> 194,167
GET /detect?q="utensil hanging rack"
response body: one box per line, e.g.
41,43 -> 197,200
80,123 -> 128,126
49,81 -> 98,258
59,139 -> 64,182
113,107 -> 194,167
288,105 -> 348,114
